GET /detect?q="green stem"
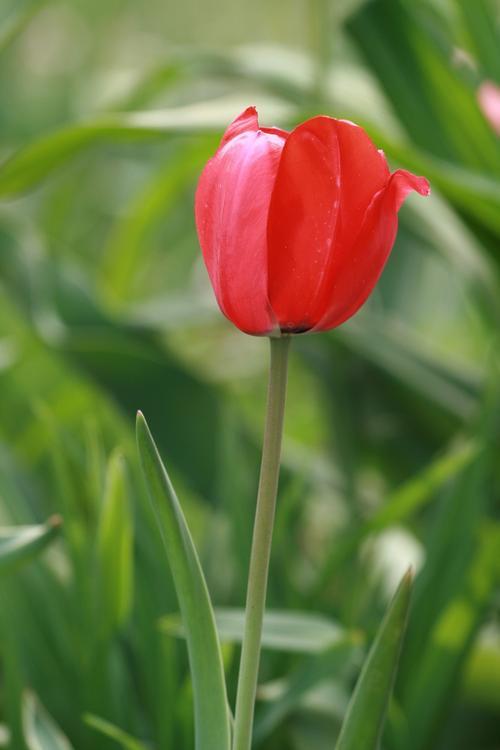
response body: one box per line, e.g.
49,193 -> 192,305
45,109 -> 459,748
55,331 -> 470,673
232,335 -> 291,750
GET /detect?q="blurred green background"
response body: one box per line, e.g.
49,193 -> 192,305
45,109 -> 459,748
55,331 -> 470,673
0,0 -> 499,748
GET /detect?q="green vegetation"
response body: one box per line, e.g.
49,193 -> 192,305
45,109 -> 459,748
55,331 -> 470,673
0,0 -> 499,748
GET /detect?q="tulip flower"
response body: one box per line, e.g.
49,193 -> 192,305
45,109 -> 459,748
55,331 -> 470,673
195,107 -> 429,336
477,80 -> 500,136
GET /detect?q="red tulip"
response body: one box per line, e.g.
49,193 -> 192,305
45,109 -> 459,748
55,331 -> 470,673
195,107 -> 430,336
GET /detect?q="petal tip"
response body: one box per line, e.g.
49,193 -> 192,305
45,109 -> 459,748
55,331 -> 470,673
390,169 -> 430,210
415,176 -> 431,197
220,106 -> 259,146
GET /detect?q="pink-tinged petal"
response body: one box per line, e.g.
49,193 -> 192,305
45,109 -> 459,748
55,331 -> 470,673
195,115 -> 285,335
477,81 -> 500,136
220,106 -> 259,146
266,116 -> 342,331
266,117 -> 390,331
314,169 -> 430,331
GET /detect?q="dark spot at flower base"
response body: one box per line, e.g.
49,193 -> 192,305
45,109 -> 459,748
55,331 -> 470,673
280,324 -> 312,335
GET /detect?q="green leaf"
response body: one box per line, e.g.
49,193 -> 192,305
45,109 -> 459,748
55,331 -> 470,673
402,523 -> 500,750
335,571 -> 413,750
0,516 -> 61,574
98,140 -> 214,308
453,0 -> 500,82
315,438 -> 478,593
84,713 -> 149,750
23,691 -> 74,750
136,411 -> 231,750
161,607 -> 350,654
96,449 -> 134,637
0,1 -> 47,56
254,638 -> 363,744
339,314 -> 481,419
0,97 -> 288,198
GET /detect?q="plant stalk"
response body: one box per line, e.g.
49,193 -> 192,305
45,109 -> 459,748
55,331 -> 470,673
232,335 -> 291,750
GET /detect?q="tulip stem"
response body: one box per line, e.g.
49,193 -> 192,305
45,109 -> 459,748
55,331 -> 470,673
232,335 -> 291,750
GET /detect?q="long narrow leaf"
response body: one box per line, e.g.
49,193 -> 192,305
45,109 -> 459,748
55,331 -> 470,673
0,98 -> 288,198
0,516 -> 61,574
161,607 -> 350,654
23,692 -> 74,750
335,571 -> 413,750
255,638 -> 363,744
136,411 -> 231,750
84,713 -> 149,750
96,450 -> 134,638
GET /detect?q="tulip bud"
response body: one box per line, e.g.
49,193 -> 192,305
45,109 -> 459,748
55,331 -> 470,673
195,107 -> 430,336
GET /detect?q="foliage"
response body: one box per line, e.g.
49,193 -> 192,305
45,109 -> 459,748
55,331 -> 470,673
0,0 -> 499,748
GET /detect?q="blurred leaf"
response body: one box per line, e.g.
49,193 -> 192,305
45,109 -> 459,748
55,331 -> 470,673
316,438 -> 478,592
0,121 -> 155,197
402,523 -> 500,750
0,97 -> 289,198
254,638 -> 363,744
116,51 -> 309,111
57,320 -> 221,502
0,1 -> 47,56
98,139 -> 214,308
23,691 -> 74,750
136,411 -> 231,750
366,440 -> 478,532
404,193 -> 500,314
462,624 -> 500,712
96,449 -> 133,637
339,315 -> 481,419
453,0 -> 500,81
373,134 -> 500,236
395,383 -> 500,748
400,422 -> 495,681
335,571 -> 413,750
348,0 -> 500,170
161,608 -> 349,654
0,516 -> 61,574
84,713 -> 150,750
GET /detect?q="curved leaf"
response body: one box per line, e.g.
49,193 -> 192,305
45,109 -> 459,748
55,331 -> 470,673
335,571 -> 413,750
136,411 -> 231,750
84,713 -> 149,750
161,607 -> 349,654
0,516 -> 61,574
0,98 -> 288,198
96,450 -> 133,637
23,692 -> 74,750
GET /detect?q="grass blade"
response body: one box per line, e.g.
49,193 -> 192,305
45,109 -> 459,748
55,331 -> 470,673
335,571 -> 413,750
161,608 -> 351,654
136,411 -> 231,750
96,450 -> 134,638
0,516 -> 61,574
23,692 -> 74,750
254,638 -> 363,744
84,713 -> 150,750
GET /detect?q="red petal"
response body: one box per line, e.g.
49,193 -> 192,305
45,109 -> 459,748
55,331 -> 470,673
220,106 -> 259,146
389,169 -> 430,210
266,117 -> 389,331
266,116 -> 342,331
333,120 -> 390,242
261,125 -> 289,139
314,169 -> 430,331
195,111 -> 285,334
